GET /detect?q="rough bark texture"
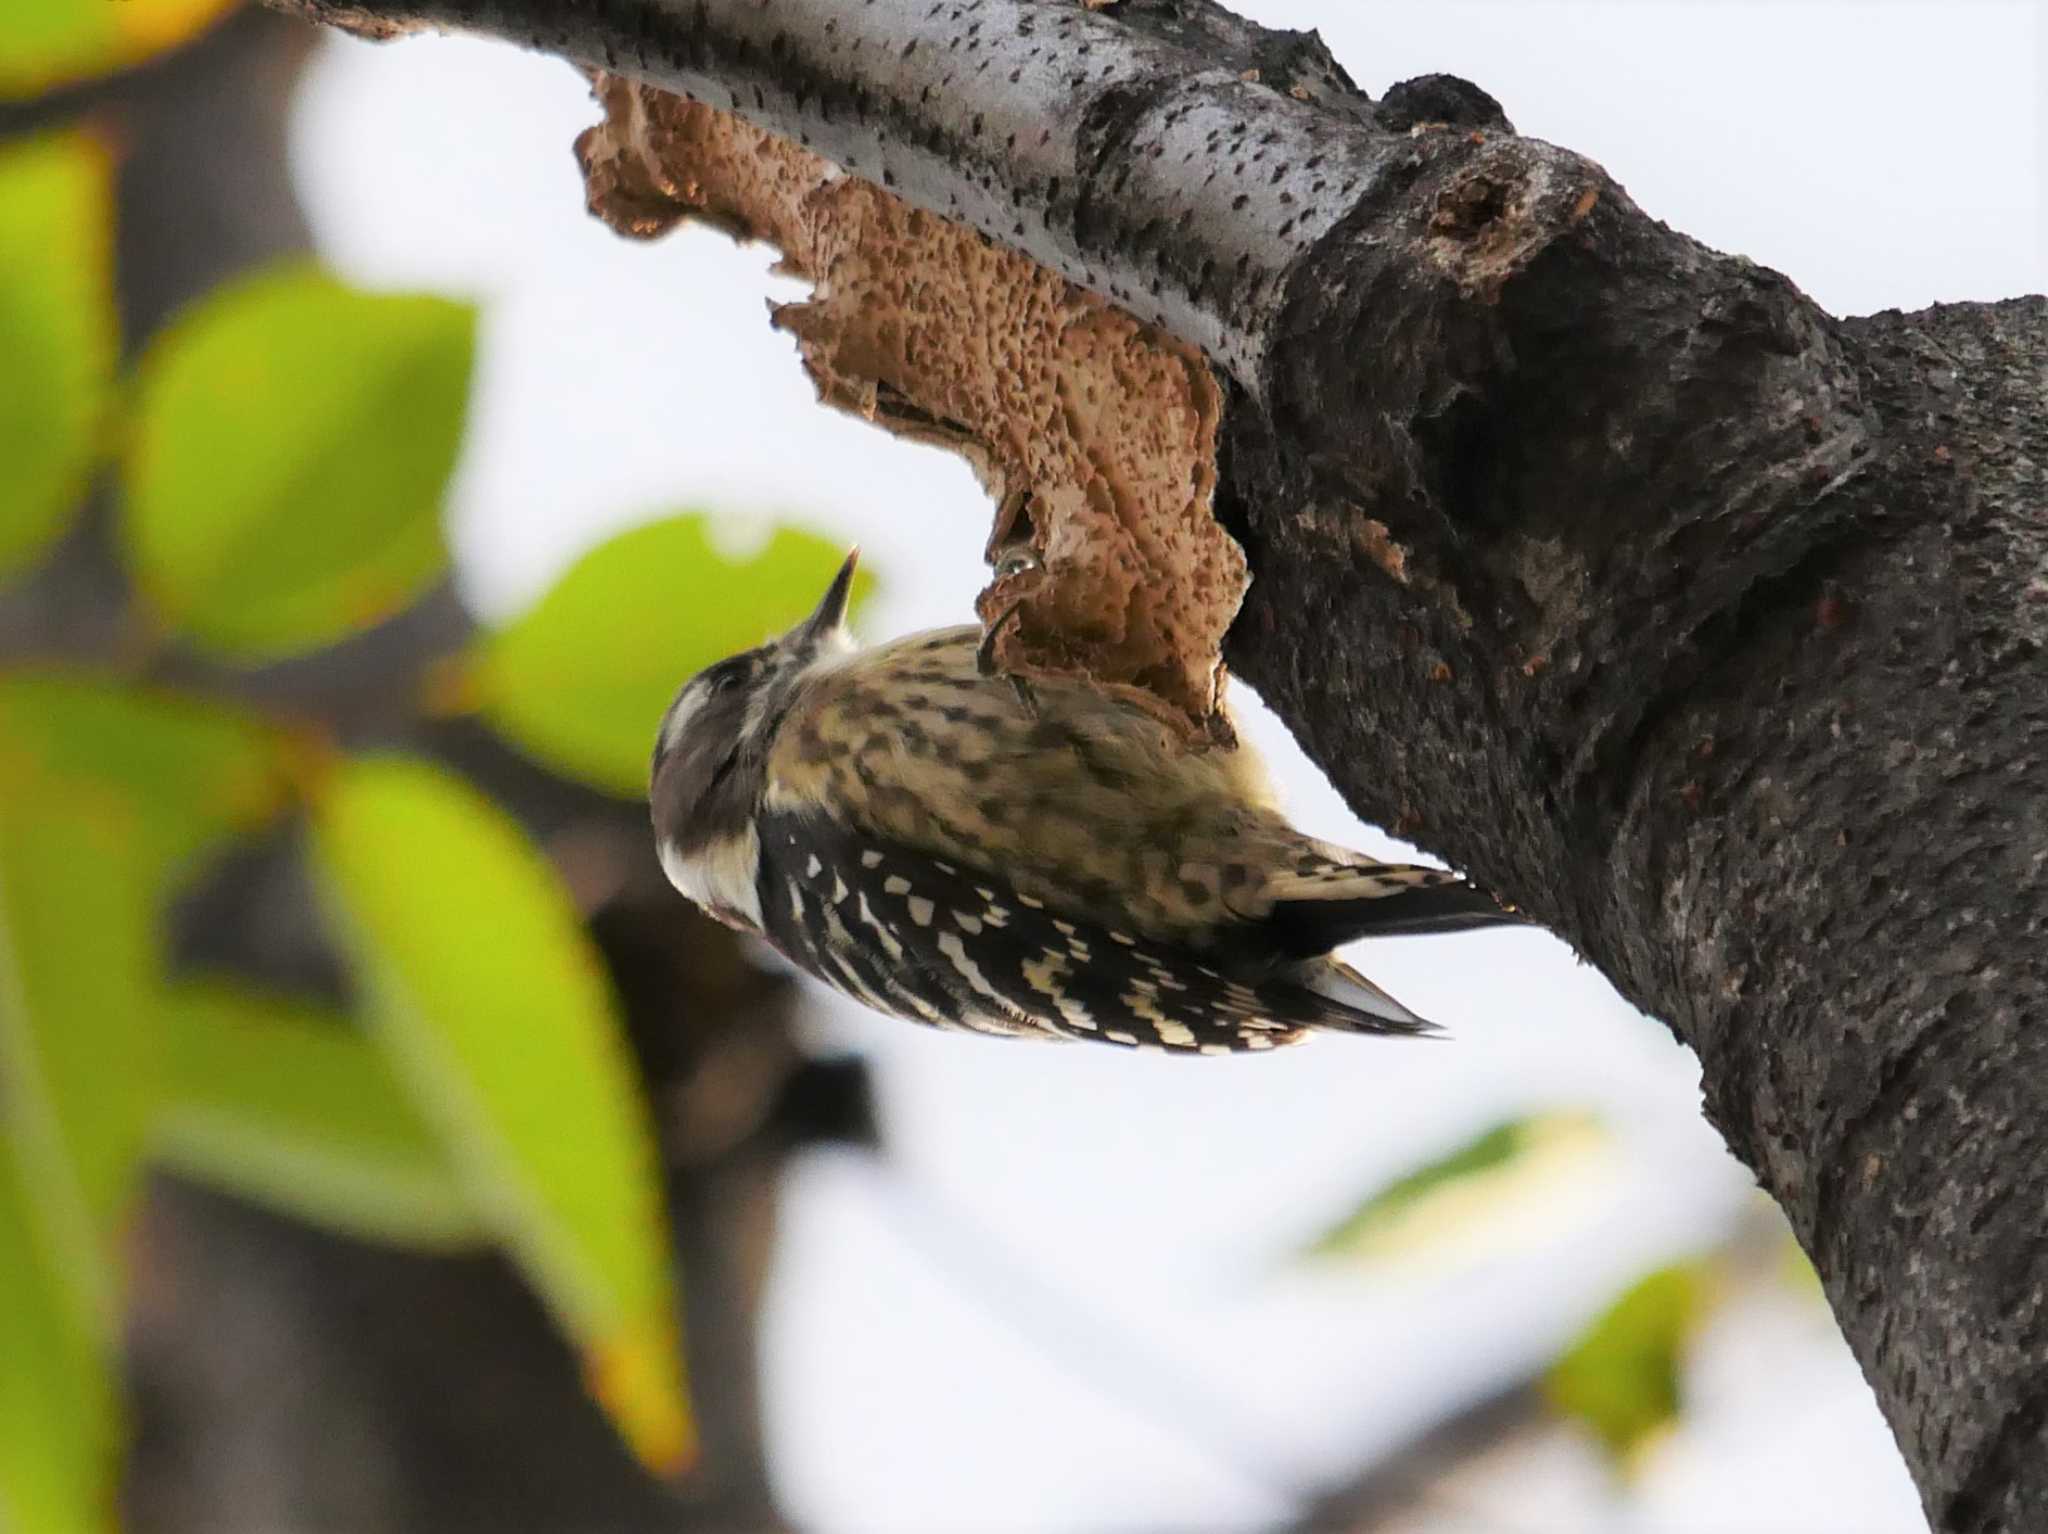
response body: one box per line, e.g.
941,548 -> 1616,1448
6,10 -> 872,1527
263,0 -> 2045,1528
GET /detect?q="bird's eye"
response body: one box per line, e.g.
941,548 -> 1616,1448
993,547 -> 1040,582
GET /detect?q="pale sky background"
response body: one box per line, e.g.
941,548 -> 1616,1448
291,3 -> 2043,1530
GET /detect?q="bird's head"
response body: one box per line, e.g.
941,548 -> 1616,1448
649,547 -> 861,927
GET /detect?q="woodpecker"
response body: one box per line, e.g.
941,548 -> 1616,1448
650,550 -> 1520,1054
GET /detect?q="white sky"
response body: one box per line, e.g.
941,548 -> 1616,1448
291,3 -> 2040,1529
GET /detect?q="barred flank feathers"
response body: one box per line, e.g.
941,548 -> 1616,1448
754,811 -> 1442,1054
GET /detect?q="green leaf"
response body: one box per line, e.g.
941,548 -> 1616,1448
0,1143 -> 118,1534
0,681 -> 282,1523
309,756 -> 693,1471
0,0 -> 235,99
155,983 -> 487,1250
1544,1261 -> 1713,1468
0,672 -> 289,886
0,786 -> 162,1334
1307,1110 -> 1613,1264
0,676 -> 282,1331
467,515 -> 875,796
124,264 -> 474,659
0,133 -> 115,582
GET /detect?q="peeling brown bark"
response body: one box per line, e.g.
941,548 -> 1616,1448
574,77 -> 1242,728
261,0 -> 2045,1527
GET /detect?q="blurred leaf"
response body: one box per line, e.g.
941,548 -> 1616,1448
309,756 -> 693,1471
0,132 -> 115,582
1544,1261 -> 1712,1469
0,1143 -> 118,1534
0,672 -> 288,884
124,264 -> 473,658
0,0 -> 236,99
0,786 -> 162,1334
0,676 -> 281,1334
1307,1110 -> 1613,1264
155,982 -> 488,1250
466,515 -> 875,796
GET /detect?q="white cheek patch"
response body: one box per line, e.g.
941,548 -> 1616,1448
658,825 -> 763,931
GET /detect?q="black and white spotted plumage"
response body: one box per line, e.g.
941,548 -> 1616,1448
650,551 -> 1523,1054
753,810 -> 1439,1052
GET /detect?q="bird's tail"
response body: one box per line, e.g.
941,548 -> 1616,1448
1283,957 -> 1441,1036
1132,955 -> 1436,1046
1254,848 -> 1523,958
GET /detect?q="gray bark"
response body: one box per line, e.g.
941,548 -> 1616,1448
264,0 -> 2047,1528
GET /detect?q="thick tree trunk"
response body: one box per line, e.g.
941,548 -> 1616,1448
263,0 -> 2046,1527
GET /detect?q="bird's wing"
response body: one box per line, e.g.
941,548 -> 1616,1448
753,810 -> 1440,1053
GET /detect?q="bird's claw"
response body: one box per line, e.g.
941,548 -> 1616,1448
976,599 -> 1038,716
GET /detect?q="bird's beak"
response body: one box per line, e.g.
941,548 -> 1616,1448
798,546 -> 860,644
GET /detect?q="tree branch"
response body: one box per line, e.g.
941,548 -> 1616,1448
265,1 -> 2046,1527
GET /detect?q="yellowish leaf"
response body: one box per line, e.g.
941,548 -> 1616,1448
310,756 -> 694,1470
0,0 -> 237,100
1308,1110 -> 1615,1266
1544,1261 -> 1715,1470
0,132 -> 115,580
